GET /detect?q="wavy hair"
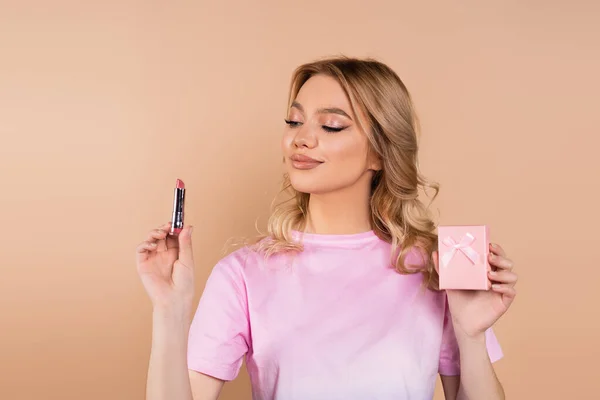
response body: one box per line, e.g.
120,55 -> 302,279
238,56 -> 441,290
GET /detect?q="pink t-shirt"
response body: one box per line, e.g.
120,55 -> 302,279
187,230 -> 503,399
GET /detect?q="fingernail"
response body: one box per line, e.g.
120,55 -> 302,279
490,243 -> 496,248
150,242 -> 157,246
489,270 -> 497,275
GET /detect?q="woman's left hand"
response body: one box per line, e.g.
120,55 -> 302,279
433,243 -> 518,339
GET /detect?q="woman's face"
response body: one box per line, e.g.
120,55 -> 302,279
281,74 -> 380,195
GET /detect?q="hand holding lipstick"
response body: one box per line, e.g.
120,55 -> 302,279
136,222 -> 195,311
136,179 -> 194,310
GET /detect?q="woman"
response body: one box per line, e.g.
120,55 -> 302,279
136,56 -> 518,400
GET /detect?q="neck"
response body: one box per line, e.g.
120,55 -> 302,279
304,172 -> 374,235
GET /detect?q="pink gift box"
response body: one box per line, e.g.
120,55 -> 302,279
437,225 -> 491,290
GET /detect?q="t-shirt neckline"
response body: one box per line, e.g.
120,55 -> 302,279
290,229 -> 379,246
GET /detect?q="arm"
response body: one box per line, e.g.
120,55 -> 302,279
439,375 -> 459,400
189,371 -> 224,400
433,242 -> 516,400
146,306 -> 224,400
440,333 -> 504,400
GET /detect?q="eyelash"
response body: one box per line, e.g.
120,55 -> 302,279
284,119 -> 346,133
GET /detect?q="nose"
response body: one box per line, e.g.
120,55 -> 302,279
293,124 -> 317,149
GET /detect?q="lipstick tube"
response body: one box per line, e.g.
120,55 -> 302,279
170,179 -> 185,236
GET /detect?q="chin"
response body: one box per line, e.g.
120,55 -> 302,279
289,174 -> 347,195
289,180 -> 319,194
288,174 -> 324,194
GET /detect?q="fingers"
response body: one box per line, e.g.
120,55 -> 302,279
489,268 -> 518,307
166,226 -> 179,250
136,241 -> 157,253
489,242 -> 506,257
136,240 -> 157,263
488,270 -> 518,285
489,252 -> 514,271
486,243 -> 518,305
146,223 -> 171,252
158,221 -> 179,250
146,228 -> 167,241
177,225 -> 194,268
166,235 -> 179,250
137,223 -> 171,261
491,283 -> 517,298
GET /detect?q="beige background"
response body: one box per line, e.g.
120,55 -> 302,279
1,1 -> 599,399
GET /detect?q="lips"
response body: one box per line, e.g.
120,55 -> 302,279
290,153 -> 323,170
291,154 -> 322,163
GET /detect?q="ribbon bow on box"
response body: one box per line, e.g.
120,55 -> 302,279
441,232 -> 481,268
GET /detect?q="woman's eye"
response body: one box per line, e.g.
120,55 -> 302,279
322,125 -> 346,133
284,119 -> 346,133
284,119 -> 302,127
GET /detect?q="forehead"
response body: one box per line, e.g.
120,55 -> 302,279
294,74 -> 351,111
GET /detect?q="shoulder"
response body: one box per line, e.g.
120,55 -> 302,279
215,245 -> 259,270
209,239 -> 292,280
208,246 -> 257,283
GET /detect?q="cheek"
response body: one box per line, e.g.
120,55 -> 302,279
326,136 -> 368,167
281,131 -> 294,154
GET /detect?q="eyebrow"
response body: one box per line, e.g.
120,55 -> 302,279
291,101 -> 352,120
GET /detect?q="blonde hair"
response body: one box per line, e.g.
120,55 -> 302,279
239,56 -> 441,290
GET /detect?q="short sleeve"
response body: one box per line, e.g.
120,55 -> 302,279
438,298 -> 504,376
187,260 -> 250,381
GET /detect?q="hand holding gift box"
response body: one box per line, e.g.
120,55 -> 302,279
433,224 -> 519,339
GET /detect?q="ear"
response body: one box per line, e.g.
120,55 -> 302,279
368,156 -> 382,172
365,138 -> 383,171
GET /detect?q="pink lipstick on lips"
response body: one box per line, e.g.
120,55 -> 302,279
169,179 -> 186,236
290,154 -> 323,170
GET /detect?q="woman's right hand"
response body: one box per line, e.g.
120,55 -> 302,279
136,222 -> 195,311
